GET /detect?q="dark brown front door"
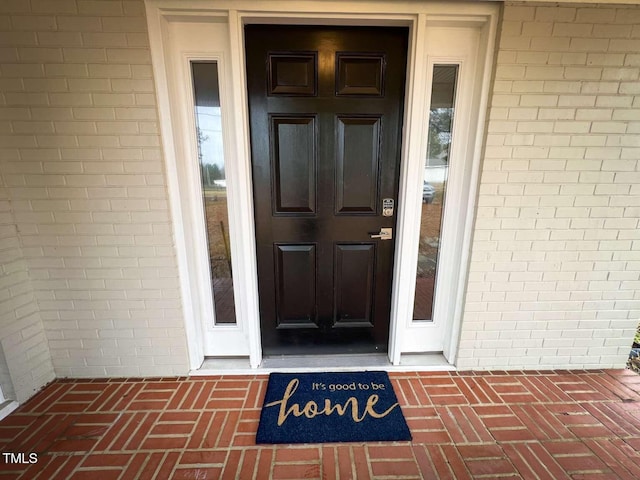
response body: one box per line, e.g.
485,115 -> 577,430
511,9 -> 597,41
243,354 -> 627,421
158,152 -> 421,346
245,25 -> 408,355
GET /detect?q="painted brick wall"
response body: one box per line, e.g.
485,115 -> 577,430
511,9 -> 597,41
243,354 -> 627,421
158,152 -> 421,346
458,2 -> 640,369
0,173 -> 54,402
0,0 -> 188,378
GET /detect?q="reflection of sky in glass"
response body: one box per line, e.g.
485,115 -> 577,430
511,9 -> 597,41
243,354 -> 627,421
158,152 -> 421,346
195,105 -> 224,170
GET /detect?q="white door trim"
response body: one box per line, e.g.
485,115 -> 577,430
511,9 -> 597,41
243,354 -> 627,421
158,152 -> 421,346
144,0 -> 498,370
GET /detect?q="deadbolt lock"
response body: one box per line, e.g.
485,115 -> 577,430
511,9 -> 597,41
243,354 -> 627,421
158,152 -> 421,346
382,198 -> 394,217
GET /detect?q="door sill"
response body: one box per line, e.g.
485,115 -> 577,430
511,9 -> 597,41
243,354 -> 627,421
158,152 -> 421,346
191,353 -> 454,375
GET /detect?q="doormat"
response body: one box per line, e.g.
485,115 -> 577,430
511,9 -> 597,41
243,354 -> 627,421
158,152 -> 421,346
256,371 -> 412,444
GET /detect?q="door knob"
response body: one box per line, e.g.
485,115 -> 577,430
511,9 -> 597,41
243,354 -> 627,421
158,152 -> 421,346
369,227 -> 392,240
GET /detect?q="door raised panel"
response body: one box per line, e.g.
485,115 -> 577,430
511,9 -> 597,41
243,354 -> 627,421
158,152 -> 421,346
271,116 -> 316,214
336,53 -> 384,96
336,116 -> 381,214
334,243 -> 376,326
268,53 -> 317,96
274,244 -> 317,328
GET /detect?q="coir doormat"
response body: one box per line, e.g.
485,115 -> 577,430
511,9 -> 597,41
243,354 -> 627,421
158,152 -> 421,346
256,371 -> 412,444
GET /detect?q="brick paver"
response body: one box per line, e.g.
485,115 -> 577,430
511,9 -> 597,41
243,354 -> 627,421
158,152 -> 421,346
1,370 -> 639,479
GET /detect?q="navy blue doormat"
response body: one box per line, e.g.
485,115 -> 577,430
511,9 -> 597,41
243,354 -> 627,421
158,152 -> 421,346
256,371 -> 412,444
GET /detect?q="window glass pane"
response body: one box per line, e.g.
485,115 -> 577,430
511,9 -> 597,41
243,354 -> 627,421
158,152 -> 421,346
413,65 -> 458,321
191,61 -> 236,324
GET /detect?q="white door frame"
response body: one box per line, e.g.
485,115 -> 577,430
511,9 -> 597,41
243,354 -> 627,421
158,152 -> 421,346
145,0 -> 498,370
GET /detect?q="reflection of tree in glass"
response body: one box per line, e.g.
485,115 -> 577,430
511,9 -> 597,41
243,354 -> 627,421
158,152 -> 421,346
201,164 -> 225,187
207,164 -> 224,180
196,126 -> 208,163
427,108 -> 453,162
197,127 -> 225,187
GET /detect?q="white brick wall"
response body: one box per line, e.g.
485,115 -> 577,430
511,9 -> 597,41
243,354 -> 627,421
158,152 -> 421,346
0,0 -> 188,380
458,2 -> 640,370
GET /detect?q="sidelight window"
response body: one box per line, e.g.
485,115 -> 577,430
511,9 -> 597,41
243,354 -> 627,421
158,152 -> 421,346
413,65 -> 458,321
191,61 -> 236,324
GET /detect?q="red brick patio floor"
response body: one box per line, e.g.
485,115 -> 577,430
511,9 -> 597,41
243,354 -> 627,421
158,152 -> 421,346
1,369 -> 639,479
